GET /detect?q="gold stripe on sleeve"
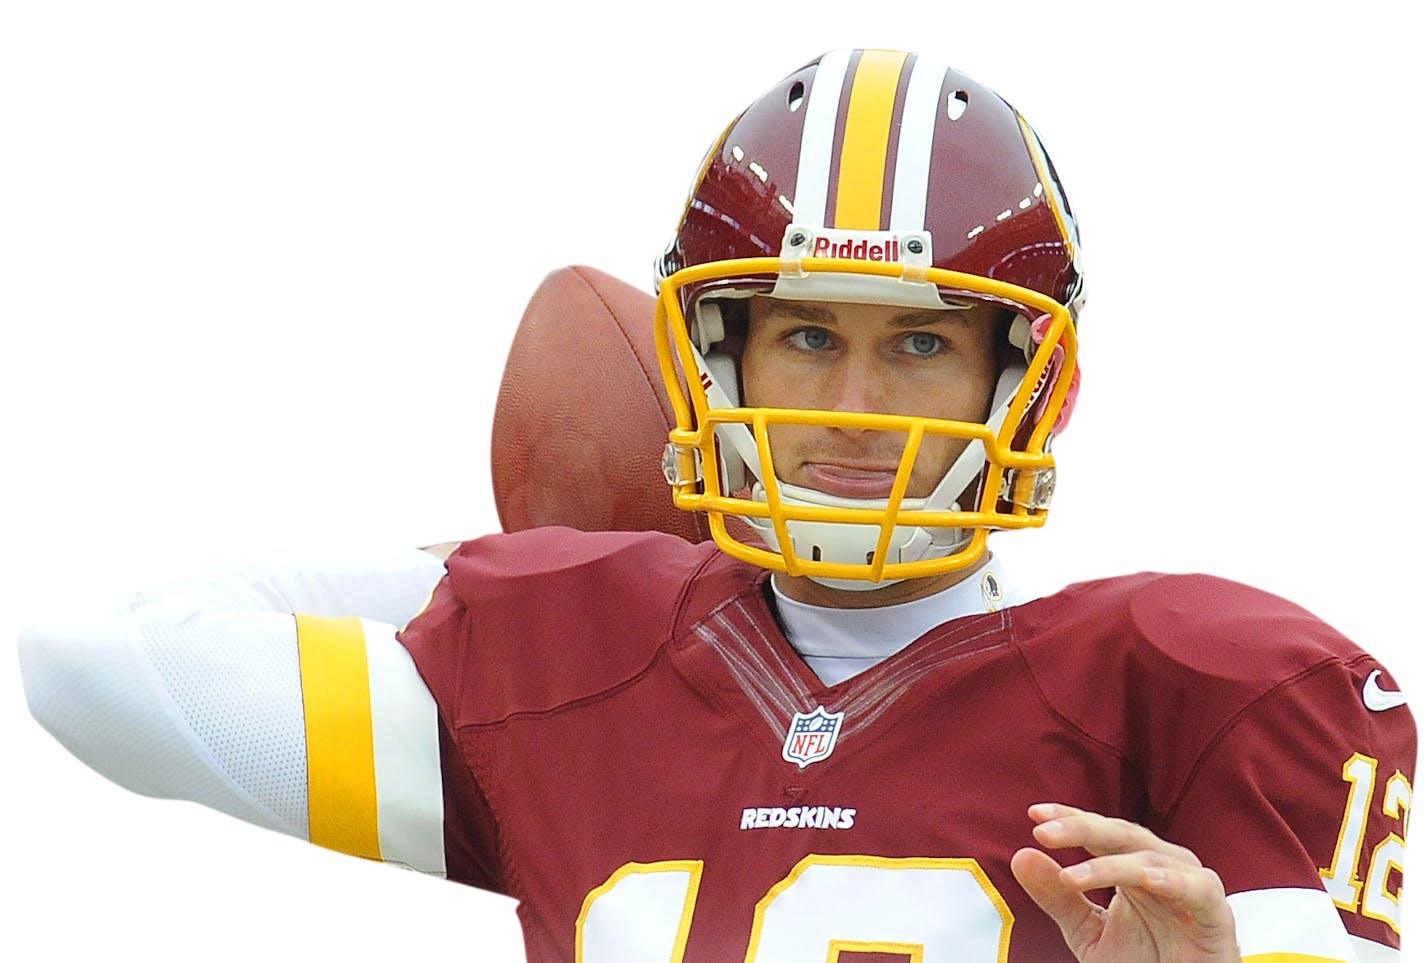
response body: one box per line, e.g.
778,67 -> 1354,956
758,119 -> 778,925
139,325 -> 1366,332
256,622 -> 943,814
295,614 -> 382,860
834,49 -> 909,230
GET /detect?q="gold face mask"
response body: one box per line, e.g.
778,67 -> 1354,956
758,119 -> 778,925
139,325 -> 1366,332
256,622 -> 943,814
655,254 -> 1079,586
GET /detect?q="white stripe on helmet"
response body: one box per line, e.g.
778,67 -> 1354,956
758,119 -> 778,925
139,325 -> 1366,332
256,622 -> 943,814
791,49 -> 852,227
890,53 -> 949,231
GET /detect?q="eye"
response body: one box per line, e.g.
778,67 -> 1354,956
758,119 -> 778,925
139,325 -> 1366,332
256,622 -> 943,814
902,331 -> 945,357
788,327 -> 833,351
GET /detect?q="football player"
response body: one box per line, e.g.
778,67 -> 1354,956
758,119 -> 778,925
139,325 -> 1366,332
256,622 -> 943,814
19,50 -> 1414,961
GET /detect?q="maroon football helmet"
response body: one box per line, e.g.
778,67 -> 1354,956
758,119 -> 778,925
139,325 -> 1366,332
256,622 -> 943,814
654,50 -> 1085,587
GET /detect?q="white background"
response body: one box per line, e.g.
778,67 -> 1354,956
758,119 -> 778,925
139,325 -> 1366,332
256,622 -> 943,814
3,1 -> 1420,958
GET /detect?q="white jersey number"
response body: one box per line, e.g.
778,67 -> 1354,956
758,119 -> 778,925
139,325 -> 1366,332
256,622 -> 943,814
577,854 -> 1013,962
1319,752 -> 1412,934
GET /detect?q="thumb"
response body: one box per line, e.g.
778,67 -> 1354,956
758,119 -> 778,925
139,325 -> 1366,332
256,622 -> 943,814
1011,847 -> 1102,942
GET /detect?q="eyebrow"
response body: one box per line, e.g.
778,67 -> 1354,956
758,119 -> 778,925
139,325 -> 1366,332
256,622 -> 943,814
760,301 -> 971,328
885,311 -> 971,329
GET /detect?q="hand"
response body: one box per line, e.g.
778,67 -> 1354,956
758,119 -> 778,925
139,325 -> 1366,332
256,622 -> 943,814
1010,803 -> 1240,962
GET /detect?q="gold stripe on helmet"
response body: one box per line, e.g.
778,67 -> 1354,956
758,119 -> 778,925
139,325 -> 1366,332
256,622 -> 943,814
1017,114 -> 1076,260
834,50 -> 909,230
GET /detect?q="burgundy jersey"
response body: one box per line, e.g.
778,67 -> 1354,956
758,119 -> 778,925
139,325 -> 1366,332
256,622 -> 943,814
398,528 -> 1414,961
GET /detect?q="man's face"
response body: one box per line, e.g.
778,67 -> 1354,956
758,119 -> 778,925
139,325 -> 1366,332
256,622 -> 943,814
739,295 -> 1003,501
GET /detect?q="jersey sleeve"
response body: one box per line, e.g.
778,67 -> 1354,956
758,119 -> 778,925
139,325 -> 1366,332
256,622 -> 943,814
1014,573 -> 1416,962
19,546 -> 450,874
1163,654 -> 1414,962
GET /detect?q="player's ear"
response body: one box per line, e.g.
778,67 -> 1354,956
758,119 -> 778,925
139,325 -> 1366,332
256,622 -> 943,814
491,265 -> 711,544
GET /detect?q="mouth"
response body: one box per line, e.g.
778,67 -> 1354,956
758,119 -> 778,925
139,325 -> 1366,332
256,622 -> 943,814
797,463 -> 903,499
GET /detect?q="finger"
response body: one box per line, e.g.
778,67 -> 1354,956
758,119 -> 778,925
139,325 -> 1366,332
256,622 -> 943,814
1053,853 -> 1236,929
1054,850 -> 1195,893
1028,803 -> 1202,866
1010,847 -> 1104,942
1137,864 -> 1236,929
1133,860 -> 1236,928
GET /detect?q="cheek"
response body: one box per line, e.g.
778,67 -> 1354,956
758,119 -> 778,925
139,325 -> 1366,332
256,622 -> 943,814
740,354 -> 799,408
911,433 -> 971,473
762,422 -> 806,456
886,373 -> 995,424
936,349 -> 1000,421
738,349 -> 765,406
957,377 -> 998,423
903,432 -> 986,499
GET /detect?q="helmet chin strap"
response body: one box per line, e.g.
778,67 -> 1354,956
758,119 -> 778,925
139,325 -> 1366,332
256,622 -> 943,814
738,362 -> 1028,589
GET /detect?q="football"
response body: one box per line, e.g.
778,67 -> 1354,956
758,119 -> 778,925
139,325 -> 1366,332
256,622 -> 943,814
492,265 -> 710,543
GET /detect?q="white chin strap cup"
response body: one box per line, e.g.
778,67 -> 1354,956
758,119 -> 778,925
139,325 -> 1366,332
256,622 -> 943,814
743,481 -> 970,590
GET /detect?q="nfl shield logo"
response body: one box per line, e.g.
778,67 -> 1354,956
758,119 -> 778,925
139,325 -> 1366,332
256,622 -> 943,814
782,705 -> 845,769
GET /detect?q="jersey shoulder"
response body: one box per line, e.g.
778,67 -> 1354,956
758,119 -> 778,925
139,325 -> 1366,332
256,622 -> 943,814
1008,572 -> 1407,788
1017,571 -> 1372,682
399,527 -> 760,726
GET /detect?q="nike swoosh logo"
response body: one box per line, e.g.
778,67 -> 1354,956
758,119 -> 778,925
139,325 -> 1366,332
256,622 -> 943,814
1363,670 -> 1407,712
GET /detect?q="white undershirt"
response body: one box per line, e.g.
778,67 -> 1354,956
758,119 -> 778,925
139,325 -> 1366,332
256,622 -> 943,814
770,561 -> 1026,686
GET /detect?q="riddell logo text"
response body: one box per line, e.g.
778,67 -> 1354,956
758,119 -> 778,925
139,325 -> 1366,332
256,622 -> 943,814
811,236 -> 901,262
740,806 -> 857,830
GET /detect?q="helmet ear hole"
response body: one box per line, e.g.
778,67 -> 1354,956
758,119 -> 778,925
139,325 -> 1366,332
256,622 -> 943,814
945,88 -> 969,121
788,80 -> 806,112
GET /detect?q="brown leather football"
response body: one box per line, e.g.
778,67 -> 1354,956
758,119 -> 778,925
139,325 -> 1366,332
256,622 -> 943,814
492,265 -> 710,543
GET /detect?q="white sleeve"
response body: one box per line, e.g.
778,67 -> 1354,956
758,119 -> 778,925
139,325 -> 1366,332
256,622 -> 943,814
142,545 -> 449,625
18,546 -> 449,873
1227,887 -> 1392,961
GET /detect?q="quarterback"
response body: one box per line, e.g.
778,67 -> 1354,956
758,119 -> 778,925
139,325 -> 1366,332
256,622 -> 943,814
19,50 -> 1415,961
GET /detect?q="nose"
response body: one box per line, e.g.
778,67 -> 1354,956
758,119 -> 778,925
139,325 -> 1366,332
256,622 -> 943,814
826,356 -> 886,424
